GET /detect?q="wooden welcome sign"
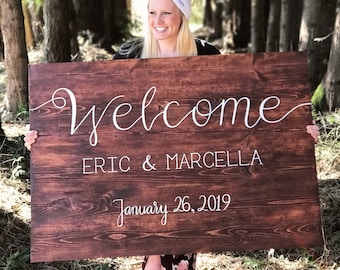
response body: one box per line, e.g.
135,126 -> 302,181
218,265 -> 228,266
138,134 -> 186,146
29,52 -> 323,263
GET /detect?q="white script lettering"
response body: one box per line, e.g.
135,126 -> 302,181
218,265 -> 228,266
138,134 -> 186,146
113,199 -> 168,227
31,87 -> 311,146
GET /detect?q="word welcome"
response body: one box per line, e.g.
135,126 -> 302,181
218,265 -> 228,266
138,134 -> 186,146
31,87 -> 311,146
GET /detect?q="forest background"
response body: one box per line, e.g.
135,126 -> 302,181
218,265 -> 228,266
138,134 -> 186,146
0,0 -> 339,269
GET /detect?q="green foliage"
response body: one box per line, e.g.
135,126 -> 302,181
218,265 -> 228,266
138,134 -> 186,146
22,0 -> 43,13
191,0 -> 204,26
16,104 -> 29,122
3,247 -> 31,270
34,0 -> 43,8
0,133 -> 30,181
242,257 -> 267,269
26,0 -> 43,8
311,84 -> 326,112
317,109 -> 340,143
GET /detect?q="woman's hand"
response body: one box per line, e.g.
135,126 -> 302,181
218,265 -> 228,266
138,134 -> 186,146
178,261 -> 189,270
144,255 -> 162,270
306,124 -> 320,143
24,130 -> 38,150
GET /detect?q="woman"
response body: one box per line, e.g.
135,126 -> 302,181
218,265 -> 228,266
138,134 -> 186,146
113,0 -> 220,59
24,0 -> 320,269
115,1 -> 217,268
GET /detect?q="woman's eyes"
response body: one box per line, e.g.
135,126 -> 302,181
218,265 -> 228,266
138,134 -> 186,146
149,11 -> 172,16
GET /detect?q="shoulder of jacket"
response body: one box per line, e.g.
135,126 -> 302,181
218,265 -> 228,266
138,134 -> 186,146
195,38 -> 221,55
194,38 -> 211,47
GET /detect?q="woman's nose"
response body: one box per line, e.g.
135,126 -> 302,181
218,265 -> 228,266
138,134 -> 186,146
155,14 -> 163,23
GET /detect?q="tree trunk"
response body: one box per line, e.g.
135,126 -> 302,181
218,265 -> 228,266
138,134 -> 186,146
299,0 -> 321,91
290,0 -> 303,51
0,14 -> 3,61
0,0 -> 28,116
250,0 -> 266,52
299,0 -> 321,90
22,0 -> 35,50
74,0 -> 104,43
112,0 -> 129,43
323,0 -> 340,111
279,0 -> 295,51
43,0 -> 72,62
0,4 -> 3,62
203,0 -> 213,27
0,33 -> 3,62
313,0 -> 337,93
69,0 -> 80,61
299,0 -> 320,51
27,0 -> 44,45
300,0 -> 337,91
266,0 -> 281,52
74,0 -> 129,48
213,0 -> 224,39
0,119 -> 5,144
223,0 -> 251,50
102,0 -> 113,50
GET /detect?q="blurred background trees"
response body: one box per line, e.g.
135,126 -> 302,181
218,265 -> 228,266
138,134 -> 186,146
0,0 -> 339,126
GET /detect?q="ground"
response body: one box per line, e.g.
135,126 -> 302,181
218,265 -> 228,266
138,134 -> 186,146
0,43 -> 339,269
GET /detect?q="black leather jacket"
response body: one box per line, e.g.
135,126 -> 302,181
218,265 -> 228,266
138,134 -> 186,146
114,38 -> 220,59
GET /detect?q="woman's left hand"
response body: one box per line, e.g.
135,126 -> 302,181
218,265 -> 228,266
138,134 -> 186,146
306,124 -> 320,143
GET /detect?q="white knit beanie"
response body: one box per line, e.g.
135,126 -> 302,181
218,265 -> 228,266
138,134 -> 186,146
172,0 -> 192,20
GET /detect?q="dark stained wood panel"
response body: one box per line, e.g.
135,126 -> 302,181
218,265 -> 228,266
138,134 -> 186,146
29,52 -> 323,262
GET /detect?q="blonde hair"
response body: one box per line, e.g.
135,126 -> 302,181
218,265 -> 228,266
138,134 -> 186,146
141,13 -> 197,58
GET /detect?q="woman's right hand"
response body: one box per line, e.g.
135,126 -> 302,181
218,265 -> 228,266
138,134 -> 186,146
306,124 -> 320,143
24,130 -> 38,150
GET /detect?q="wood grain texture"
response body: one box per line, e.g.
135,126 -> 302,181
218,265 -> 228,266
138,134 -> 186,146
29,52 -> 323,262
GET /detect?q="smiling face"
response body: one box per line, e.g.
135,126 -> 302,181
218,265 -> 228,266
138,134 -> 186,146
147,0 -> 183,44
